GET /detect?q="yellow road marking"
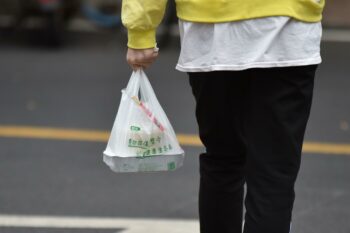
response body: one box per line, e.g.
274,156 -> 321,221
302,142 -> 350,155
0,125 -> 349,155
0,125 -> 109,142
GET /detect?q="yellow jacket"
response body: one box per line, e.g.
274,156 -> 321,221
122,0 -> 325,49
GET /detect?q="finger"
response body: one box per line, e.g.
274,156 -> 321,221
135,61 -> 153,66
148,50 -> 159,58
128,60 -> 152,70
135,55 -> 158,63
142,49 -> 158,57
138,55 -> 158,63
134,62 -> 153,69
131,64 -> 143,71
127,57 -> 137,66
152,51 -> 159,58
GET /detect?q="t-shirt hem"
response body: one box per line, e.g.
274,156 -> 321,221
175,57 -> 322,72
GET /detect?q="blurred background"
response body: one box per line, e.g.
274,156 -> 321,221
0,1 -> 349,233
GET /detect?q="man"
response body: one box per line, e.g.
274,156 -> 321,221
122,0 -> 325,232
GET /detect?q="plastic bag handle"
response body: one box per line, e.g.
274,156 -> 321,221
124,69 -> 142,97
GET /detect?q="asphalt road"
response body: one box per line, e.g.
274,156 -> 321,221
0,30 -> 349,233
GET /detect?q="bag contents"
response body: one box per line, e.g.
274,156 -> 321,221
103,69 -> 184,172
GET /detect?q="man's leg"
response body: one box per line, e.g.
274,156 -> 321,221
188,71 -> 249,233
243,65 -> 318,233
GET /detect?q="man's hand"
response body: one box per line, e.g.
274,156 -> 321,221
126,47 -> 159,71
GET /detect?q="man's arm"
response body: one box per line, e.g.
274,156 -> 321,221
122,0 -> 167,70
122,0 -> 168,49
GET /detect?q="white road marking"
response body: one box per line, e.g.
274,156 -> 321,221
0,214 -> 199,233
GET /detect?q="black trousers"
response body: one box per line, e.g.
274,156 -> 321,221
188,65 -> 318,233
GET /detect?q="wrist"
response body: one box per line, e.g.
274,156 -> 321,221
127,29 -> 157,49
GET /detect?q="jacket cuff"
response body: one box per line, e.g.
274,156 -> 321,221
127,29 -> 157,49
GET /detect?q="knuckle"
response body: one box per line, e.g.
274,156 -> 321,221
144,50 -> 152,56
135,54 -> 143,62
128,58 -> 136,64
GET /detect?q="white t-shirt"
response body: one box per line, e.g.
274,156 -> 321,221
175,16 -> 322,72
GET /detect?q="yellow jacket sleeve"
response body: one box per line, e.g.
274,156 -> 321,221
122,0 -> 167,49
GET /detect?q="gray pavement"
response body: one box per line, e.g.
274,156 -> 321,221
0,31 -> 349,233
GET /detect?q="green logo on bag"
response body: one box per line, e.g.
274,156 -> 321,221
130,126 -> 141,131
167,162 -> 176,171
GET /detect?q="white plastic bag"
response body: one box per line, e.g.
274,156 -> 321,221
103,69 -> 184,172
